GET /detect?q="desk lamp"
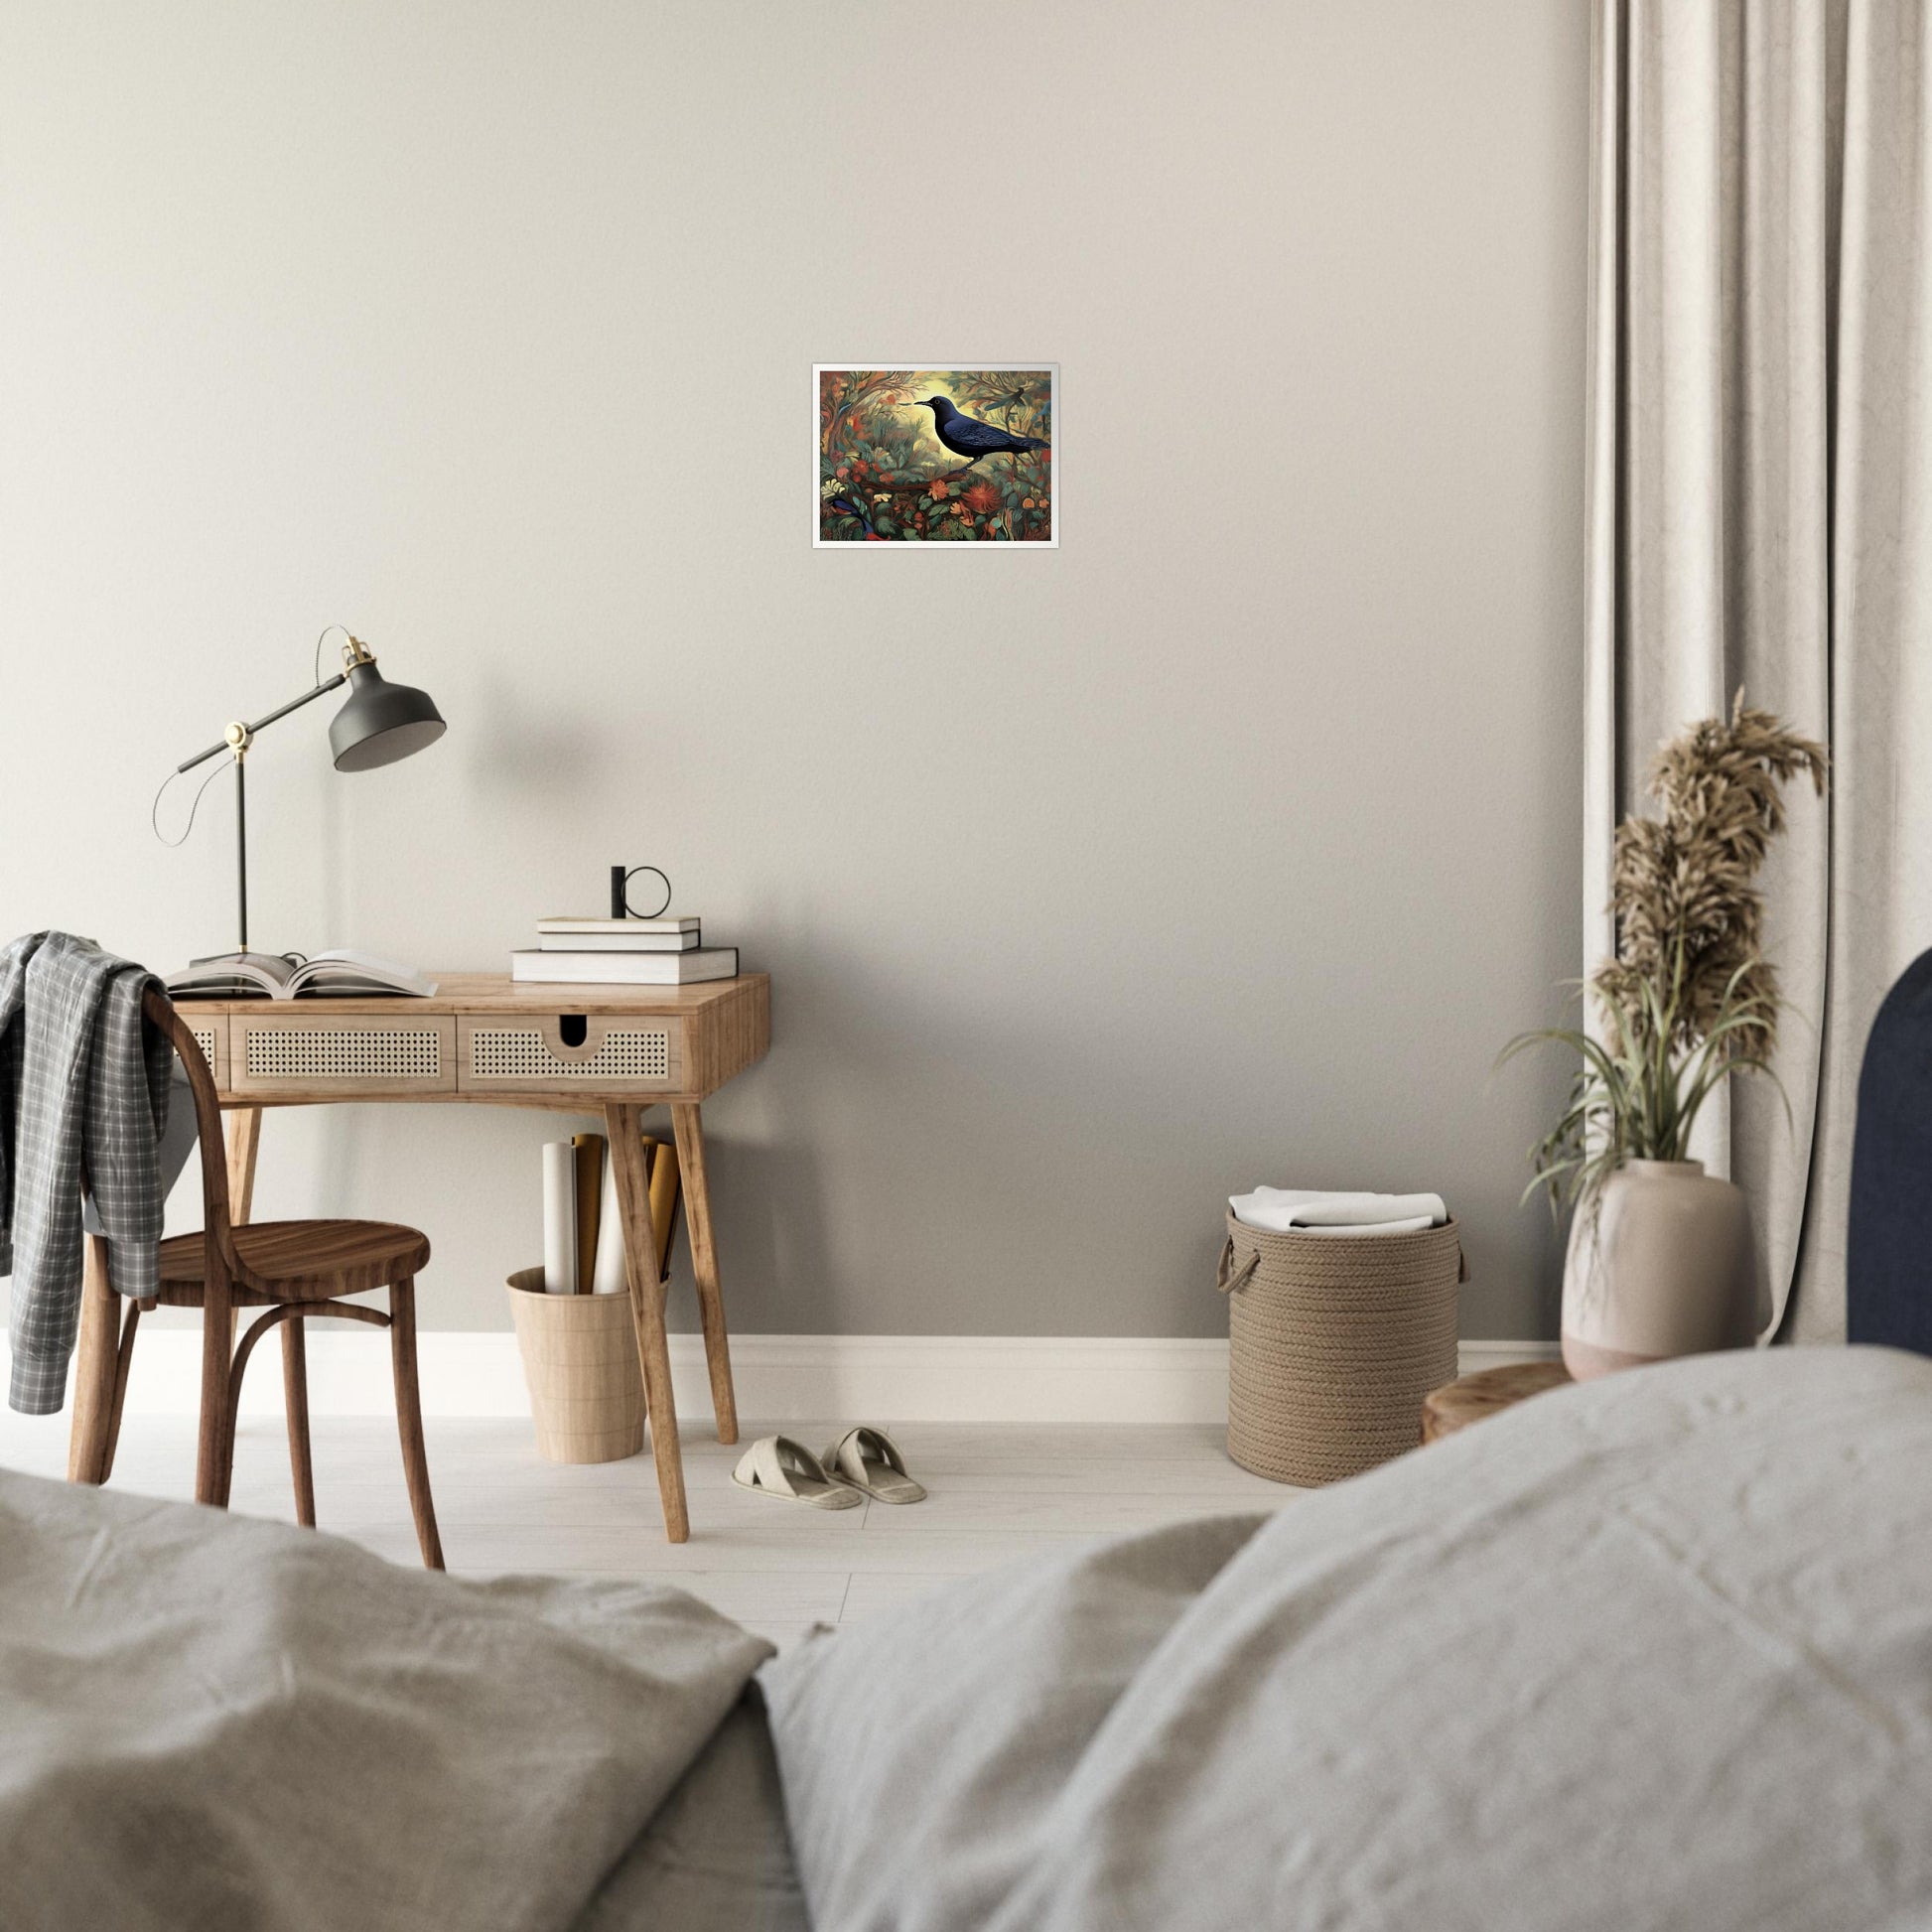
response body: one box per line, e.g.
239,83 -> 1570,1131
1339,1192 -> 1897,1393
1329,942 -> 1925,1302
161,628 -> 446,968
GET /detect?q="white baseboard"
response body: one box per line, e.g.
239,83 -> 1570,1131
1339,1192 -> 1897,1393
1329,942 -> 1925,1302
65,1331 -> 1561,1427
1454,1338 -> 1563,1375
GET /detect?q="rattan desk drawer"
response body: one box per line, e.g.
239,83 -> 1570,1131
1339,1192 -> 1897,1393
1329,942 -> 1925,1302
458,1015 -> 684,1093
180,1016 -> 228,1089
229,1014 -> 457,1095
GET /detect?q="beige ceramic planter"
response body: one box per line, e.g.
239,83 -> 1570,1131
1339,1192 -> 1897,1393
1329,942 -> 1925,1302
1560,1160 -> 1755,1379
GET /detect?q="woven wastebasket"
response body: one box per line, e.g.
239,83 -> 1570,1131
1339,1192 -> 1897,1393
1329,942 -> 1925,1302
506,1268 -> 645,1464
1217,1214 -> 1463,1485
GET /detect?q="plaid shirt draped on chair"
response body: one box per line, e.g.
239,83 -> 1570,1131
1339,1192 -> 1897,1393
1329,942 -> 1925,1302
0,933 -> 172,1414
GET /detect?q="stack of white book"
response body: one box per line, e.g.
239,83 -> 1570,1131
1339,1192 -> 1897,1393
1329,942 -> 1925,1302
511,916 -> 740,985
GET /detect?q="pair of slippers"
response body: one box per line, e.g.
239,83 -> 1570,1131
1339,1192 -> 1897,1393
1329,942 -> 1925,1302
732,1426 -> 925,1510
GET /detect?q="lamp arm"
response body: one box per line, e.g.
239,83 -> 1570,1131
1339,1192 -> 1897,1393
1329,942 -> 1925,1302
175,671 -> 348,773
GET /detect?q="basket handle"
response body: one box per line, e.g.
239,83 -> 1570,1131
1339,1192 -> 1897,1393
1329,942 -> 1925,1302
1215,1237 -> 1260,1296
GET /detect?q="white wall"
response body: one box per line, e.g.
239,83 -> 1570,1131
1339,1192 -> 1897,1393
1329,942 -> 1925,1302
0,1 -> 1587,1339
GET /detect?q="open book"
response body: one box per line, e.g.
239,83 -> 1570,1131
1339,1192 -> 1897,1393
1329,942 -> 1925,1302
165,949 -> 438,1001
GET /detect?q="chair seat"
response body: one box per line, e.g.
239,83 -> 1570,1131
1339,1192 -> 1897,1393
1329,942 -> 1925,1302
157,1219 -> 431,1300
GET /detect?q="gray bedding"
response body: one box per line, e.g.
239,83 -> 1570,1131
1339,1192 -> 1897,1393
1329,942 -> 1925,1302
578,1694 -> 806,1932
0,1469 -> 780,1932
7,1346 -> 1932,1930
763,1346 -> 1932,1931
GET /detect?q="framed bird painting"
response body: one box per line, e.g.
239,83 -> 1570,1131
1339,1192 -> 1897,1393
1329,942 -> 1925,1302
815,365 -> 1057,546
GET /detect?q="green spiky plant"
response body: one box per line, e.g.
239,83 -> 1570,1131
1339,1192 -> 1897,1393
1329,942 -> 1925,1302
1501,696 -> 1828,1214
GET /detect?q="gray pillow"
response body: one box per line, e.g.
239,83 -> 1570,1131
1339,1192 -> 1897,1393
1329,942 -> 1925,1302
758,1512 -> 1264,1932
772,1349 -> 1932,1932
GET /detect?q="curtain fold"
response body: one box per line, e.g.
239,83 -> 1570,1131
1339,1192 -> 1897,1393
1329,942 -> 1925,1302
1587,0 -> 1932,1343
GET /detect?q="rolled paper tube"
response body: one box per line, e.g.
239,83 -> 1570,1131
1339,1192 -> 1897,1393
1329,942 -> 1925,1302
590,1149 -> 628,1295
571,1134 -> 606,1294
645,1136 -> 680,1283
540,1141 -> 578,1294
590,1137 -> 662,1294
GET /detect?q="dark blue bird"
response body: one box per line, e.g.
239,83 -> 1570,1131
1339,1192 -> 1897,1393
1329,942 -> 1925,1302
911,395 -> 1049,466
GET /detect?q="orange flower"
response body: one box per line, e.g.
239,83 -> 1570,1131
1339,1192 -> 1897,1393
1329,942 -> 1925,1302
928,481 -> 949,499
962,481 -> 1000,515
1021,497 -> 1035,510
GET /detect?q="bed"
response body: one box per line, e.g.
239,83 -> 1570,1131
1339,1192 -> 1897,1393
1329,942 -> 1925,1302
5,1345 -> 1932,1930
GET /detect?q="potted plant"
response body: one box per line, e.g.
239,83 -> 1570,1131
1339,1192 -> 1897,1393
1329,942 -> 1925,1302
1503,696 -> 1827,1378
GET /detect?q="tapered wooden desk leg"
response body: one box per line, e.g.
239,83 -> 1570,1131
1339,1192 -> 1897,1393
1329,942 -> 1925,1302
608,1103 -> 690,1542
225,1106 -> 261,1223
67,1234 -> 118,1483
671,1102 -> 738,1447
225,1104 -> 318,1519
224,1107 -> 260,1359
100,1300 -> 141,1483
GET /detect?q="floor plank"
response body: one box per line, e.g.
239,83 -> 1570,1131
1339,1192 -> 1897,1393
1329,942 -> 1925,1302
860,1488 -> 1278,1537
0,1408 -> 1305,1649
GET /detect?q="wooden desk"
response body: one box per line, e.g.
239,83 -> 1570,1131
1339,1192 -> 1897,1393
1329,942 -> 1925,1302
70,973 -> 770,1542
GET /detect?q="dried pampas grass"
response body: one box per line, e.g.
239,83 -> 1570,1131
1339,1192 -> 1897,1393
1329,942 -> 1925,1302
1595,695 -> 1827,1065
1502,694 -> 1827,1210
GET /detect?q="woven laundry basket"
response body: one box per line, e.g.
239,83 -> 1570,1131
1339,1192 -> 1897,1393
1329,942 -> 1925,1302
1217,1213 -> 1463,1486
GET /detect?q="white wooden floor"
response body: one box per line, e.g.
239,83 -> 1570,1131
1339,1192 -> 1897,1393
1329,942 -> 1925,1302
0,1410 -> 1299,1649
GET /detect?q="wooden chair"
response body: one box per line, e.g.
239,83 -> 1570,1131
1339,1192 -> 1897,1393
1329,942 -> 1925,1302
69,988 -> 443,1569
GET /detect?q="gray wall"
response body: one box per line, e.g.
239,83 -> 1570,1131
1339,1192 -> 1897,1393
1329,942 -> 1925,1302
0,1 -> 1587,1338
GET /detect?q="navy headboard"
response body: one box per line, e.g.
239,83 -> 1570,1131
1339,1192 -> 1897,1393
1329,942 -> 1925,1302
1848,949 -> 1932,1355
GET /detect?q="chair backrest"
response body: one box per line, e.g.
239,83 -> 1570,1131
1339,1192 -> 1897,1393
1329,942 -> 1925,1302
141,986 -> 242,1288
1848,949 -> 1932,1355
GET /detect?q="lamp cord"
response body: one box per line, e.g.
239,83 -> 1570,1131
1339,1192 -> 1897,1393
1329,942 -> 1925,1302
149,759 -> 229,849
152,624 -> 351,848
313,621 -> 349,687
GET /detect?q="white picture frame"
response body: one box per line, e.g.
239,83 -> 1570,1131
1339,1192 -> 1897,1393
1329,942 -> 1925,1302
814,364 -> 1059,548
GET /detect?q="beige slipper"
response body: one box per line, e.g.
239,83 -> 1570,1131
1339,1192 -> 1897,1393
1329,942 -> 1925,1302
822,1425 -> 926,1504
733,1436 -> 863,1509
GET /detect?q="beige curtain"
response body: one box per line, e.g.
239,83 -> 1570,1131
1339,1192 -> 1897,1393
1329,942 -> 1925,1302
1586,0 -> 1932,1343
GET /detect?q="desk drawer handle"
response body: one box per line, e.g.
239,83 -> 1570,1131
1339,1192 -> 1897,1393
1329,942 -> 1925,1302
471,1027 -> 670,1080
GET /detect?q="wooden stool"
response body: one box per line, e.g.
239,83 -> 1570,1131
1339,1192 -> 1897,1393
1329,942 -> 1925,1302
67,988 -> 444,1569
1421,1361 -> 1573,1444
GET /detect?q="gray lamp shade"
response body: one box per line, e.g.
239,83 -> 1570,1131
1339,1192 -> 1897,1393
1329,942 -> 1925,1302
329,660 -> 447,771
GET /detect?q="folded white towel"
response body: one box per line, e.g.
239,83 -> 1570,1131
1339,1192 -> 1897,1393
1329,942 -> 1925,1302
1228,1188 -> 1448,1236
